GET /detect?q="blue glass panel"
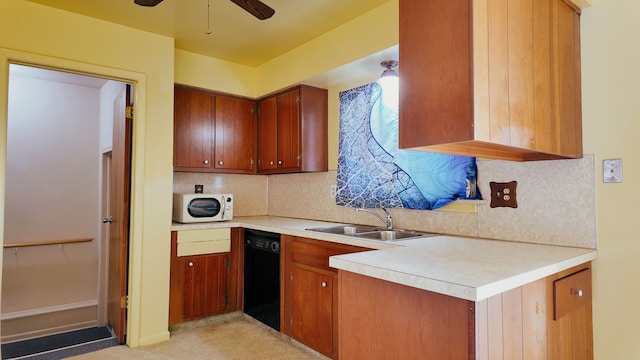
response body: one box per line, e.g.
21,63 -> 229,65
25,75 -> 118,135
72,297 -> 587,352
336,83 -> 481,210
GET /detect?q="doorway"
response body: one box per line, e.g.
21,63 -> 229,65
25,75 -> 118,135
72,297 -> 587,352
2,64 -> 131,345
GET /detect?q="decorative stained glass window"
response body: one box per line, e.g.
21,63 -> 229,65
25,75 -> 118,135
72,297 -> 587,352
336,82 -> 481,210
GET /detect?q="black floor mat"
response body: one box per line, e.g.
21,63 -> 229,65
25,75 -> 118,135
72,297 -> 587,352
1,327 -> 115,359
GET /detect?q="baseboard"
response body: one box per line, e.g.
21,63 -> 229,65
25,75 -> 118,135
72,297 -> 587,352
1,301 -> 99,343
137,331 -> 170,347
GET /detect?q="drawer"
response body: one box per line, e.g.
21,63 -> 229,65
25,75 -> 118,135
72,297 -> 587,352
177,228 -> 230,256
553,268 -> 592,320
290,238 -> 366,272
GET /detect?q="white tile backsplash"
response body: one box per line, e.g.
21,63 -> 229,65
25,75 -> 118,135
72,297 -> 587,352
174,154 -> 597,249
173,172 -> 267,216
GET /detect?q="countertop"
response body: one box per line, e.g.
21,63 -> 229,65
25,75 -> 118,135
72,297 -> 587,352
172,216 -> 597,302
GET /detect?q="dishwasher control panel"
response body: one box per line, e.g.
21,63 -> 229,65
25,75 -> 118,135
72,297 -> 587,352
244,229 -> 281,254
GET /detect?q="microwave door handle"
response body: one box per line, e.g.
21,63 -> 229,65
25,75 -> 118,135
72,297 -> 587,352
221,197 -> 226,218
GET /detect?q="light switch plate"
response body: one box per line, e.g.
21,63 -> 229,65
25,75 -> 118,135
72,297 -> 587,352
603,159 -> 623,183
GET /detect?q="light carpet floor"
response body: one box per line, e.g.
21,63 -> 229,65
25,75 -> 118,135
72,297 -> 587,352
67,317 -> 321,360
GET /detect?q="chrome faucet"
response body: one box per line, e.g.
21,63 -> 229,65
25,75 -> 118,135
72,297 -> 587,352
356,207 -> 393,230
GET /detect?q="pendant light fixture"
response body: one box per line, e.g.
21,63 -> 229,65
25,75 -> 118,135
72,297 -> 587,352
377,60 -> 399,90
206,0 -> 212,34
377,60 -> 399,108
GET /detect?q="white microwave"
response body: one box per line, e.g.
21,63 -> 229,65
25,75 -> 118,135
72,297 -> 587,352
172,193 -> 233,223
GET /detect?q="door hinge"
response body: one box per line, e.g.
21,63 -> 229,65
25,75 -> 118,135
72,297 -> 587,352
120,295 -> 128,309
125,105 -> 133,119
290,272 -> 294,281
296,94 -> 300,104
224,295 -> 228,306
224,257 -> 229,268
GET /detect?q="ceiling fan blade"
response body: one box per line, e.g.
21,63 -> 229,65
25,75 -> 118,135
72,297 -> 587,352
134,0 -> 164,7
229,0 -> 275,20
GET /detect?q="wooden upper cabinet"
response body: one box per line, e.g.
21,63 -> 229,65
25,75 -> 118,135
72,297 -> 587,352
174,86 -> 214,169
174,85 -> 256,173
257,97 -> 278,171
257,85 -> 328,174
214,95 -> 256,172
399,0 -> 582,161
275,89 -> 302,172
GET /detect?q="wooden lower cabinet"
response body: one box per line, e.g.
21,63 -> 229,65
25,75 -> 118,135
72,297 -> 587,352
181,253 -> 227,319
338,262 -> 593,360
169,229 -> 242,325
281,235 -> 369,359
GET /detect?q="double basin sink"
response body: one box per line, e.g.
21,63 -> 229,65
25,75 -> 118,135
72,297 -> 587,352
306,224 -> 439,242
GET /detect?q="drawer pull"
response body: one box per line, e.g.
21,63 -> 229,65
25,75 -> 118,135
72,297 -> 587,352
321,281 -> 327,288
188,261 -> 194,267
571,289 -> 583,297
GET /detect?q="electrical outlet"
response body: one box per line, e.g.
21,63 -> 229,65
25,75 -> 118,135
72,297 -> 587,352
489,181 -> 518,208
194,184 -> 204,193
330,184 -> 338,198
603,159 -> 622,183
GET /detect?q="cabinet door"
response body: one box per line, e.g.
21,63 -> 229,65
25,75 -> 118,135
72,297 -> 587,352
290,266 -> 333,357
276,89 -> 301,171
214,96 -> 256,172
183,253 -> 228,319
398,0 -> 582,161
174,87 -> 214,169
282,235 -> 368,358
257,97 -> 278,172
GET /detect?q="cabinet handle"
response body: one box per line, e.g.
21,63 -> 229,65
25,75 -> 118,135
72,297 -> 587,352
270,161 -> 274,165
188,261 -> 194,267
203,159 -> 209,164
570,288 -> 583,297
321,281 -> 327,288
278,160 -> 282,165
218,160 -> 224,165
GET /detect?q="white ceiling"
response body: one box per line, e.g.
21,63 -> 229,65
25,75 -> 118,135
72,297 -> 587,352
26,0 -> 391,67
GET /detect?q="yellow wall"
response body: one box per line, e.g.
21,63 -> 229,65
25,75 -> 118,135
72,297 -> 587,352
581,2 -> 640,357
0,0 -> 174,347
175,1 -> 399,99
254,1 -> 398,97
174,49 -> 257,97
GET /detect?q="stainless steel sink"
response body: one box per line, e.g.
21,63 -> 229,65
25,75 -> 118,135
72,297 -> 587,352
354,229 -> 437,241
306,225 -> 378,236
306,225 -> 438,241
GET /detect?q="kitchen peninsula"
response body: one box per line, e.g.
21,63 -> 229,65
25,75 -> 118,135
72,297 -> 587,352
172,215 -> 596,359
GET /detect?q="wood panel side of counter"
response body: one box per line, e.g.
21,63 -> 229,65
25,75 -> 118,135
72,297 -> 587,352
476,278 -> 548,360
476,262 -> 593,360
337,270 -> 475,359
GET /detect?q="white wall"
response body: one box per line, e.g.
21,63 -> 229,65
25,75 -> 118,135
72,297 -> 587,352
2,67 -> 102,340
99,81 -> 126,153
5,70 -> 100,248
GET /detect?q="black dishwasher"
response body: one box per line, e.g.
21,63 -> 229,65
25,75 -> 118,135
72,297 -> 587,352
243,229 -> 280,331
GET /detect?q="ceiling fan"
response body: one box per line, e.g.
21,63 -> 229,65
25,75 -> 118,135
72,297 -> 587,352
134,0 -> 275,20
